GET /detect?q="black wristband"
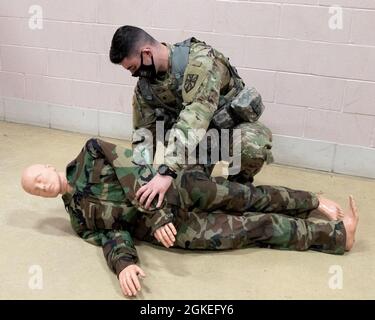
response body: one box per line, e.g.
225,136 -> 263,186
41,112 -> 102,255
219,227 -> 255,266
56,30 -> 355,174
157,164 -> 177,179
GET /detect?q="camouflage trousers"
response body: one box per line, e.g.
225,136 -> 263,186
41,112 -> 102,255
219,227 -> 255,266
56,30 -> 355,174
137,206 -> 346,256
176,209 -> 346,254
136,166 -> 346,255
174,164 -> 320,215
201,120 -> 274,184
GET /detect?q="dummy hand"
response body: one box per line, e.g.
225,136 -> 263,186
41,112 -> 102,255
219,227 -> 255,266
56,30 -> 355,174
317,195 -> 344,221
154,222 -> 177,248
136,174 -> 173,209
118,264 -> 146,297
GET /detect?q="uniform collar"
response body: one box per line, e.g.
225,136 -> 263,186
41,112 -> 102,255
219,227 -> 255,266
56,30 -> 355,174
61,160 -> 79,205
158,42 -> 173,78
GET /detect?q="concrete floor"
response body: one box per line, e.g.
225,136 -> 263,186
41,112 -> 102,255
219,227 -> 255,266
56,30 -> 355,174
0,120 -> 374,300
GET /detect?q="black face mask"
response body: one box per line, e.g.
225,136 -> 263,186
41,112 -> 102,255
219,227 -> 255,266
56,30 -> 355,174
132,52 -> 157,79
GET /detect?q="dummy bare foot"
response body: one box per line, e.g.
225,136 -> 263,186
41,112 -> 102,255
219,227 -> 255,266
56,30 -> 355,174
343,195 -> 359,251
317,196 -> 345,221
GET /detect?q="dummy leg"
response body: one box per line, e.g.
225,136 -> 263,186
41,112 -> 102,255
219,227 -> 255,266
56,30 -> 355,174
172,209 -> 347,255
176,165 -> 319,217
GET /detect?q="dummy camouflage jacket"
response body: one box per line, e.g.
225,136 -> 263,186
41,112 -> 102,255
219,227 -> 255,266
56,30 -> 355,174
62,138 -> 180,276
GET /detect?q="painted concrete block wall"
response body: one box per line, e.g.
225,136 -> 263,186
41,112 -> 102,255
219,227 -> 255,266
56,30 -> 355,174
0,0 -> 374,178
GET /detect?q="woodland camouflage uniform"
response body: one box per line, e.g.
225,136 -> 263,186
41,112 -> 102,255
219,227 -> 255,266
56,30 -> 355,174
62,138 -> 346,277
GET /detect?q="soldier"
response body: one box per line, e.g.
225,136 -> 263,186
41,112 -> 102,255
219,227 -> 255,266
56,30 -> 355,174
109,25 -> 274,212
21,138 -> 359,297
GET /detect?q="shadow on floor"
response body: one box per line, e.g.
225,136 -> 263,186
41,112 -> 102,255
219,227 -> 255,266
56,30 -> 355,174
6,209 -> 75,237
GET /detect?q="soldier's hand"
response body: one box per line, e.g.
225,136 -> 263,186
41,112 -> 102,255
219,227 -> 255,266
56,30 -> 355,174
136,174 -> 173,209
118,265 -> 146,297
154,222 -> 177,248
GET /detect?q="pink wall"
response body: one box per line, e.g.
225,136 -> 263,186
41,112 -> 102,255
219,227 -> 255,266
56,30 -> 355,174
0,0 -> 374,149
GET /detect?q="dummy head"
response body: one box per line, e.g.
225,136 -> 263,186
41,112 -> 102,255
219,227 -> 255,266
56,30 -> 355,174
21,164 -> 62,198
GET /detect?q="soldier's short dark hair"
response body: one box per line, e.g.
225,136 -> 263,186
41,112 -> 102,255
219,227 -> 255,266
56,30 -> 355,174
109,25 -> 157,64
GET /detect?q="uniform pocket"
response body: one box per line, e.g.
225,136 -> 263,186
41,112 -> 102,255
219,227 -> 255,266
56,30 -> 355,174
231,86 -> 265,123
81,198 -> 116,230
89,158 -> 104,184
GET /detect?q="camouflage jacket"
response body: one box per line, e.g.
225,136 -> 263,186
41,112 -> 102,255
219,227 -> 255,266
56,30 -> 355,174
62,138 -> 180,276
132,38 -> 245,171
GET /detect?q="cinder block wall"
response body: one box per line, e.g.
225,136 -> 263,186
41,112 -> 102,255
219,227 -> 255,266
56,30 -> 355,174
1,0 -> 374,178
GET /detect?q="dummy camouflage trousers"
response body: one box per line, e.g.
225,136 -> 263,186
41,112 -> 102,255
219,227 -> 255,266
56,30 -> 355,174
136,168 -> 347,255
175,164 -> 319,216
175,210 -> 346,254
138,207 -> 346,255
202,120 -> 274,184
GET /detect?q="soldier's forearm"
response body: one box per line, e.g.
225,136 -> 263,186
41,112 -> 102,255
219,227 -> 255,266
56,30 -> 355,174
163,100 -> 216,172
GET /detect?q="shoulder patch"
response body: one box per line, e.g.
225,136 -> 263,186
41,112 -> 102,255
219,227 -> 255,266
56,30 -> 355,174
184,74 -> 199,93
182,58 -> 212,102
